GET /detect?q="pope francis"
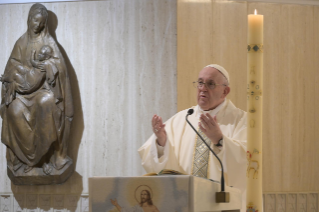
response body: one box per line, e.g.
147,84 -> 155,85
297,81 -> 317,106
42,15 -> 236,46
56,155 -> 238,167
138,64 -> 247,212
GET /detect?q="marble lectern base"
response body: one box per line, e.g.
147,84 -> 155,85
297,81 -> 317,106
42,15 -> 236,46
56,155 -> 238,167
7,157 -> 74,185
90,175 -> 242,212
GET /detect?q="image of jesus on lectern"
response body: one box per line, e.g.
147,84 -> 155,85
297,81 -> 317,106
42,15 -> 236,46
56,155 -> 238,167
110,185 -> 160,212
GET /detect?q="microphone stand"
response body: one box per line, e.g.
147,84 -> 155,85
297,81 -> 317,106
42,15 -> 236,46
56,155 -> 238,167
186,109 -> 229,203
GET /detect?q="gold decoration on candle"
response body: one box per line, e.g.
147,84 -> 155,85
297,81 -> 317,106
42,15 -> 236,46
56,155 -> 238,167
246,149 -> 260,179
249,108 -> 256,113
247,202 -> 259,212
247,91 -> 262,96
247,44 -> 263,53
250,66 -> 256,75
249,119 -> 255,128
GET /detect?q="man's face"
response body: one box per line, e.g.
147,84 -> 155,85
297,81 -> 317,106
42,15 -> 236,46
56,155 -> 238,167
140,190 -> 149,203
196,67 -> 229,111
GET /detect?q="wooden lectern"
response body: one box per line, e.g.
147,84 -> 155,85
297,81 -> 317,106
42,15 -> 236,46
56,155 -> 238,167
89,175 -> 241,212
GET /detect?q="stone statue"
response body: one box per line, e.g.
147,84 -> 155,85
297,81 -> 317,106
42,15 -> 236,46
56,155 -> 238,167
1,3 -> 74,185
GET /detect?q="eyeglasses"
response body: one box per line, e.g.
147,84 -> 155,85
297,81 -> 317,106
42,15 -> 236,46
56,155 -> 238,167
193,81 -> 227,90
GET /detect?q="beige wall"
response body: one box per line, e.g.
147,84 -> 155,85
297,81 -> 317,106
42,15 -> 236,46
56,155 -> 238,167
178,0 -> 319,192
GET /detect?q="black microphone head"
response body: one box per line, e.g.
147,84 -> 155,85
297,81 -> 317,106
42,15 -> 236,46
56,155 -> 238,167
187,109 -> 194,115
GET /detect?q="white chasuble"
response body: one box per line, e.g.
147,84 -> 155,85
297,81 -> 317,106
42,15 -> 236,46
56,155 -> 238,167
138,99 -> 247,212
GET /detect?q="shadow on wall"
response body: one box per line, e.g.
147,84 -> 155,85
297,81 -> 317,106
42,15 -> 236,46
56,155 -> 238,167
47,10 -> 84,175
9,10 -> 85,210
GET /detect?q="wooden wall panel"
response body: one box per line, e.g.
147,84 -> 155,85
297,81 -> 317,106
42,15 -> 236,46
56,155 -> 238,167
177,1 -> 214,110
178,0 -> 319,192
277,4 -> 316,192
177,0 -> 247,112
283,4 -> 316,192
210,1 -> 247,111
314,6 -> 319,193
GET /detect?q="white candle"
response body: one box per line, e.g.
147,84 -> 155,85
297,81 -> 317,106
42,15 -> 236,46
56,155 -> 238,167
248,9 -> 263,44
246,9 -> 264,212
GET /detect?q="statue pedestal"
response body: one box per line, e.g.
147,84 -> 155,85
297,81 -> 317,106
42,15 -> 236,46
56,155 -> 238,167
7,157 -> 74,185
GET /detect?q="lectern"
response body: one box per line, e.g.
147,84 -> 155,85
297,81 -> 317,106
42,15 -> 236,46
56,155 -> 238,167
89,175 -> 241,212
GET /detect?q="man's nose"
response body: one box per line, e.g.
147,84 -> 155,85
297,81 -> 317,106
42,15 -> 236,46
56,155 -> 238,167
199,83 -> 208,91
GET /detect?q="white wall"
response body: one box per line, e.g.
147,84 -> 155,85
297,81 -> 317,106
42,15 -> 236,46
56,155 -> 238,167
0,0 -> 176,211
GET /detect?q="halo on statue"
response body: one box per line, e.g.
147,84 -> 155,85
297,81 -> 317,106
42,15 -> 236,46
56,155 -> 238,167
134,185 -> 153,203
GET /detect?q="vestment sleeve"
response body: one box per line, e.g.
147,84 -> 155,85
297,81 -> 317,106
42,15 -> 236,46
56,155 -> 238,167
138,112 -> 185,173
138,133 -> 170,173
218,113 -> 247,192
155,142 -> 165,158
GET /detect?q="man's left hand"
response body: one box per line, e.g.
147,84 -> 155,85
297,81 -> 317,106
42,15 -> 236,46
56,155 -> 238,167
199,113 -> 223,145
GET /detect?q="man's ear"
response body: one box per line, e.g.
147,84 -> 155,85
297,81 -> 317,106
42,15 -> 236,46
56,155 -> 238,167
223,86 -> 230,97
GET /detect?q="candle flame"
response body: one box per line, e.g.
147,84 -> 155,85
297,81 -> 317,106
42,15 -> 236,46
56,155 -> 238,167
254,9 -> 257,15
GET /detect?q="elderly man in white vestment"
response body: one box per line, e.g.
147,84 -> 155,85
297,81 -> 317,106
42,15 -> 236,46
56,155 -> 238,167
138,64 -> 247,212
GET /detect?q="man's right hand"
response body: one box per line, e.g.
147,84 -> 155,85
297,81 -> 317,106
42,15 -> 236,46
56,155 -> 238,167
152,115 -> 167,146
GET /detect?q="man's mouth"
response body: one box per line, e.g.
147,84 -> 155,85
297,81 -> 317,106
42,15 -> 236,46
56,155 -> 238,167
200,93 -> 207,98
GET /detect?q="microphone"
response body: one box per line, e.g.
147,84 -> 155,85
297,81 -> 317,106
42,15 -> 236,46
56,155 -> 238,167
187,108 -> 194,115
186,109 -> 229,203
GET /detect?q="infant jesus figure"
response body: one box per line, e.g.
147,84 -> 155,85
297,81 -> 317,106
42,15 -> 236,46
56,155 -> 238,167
1,45 -> 62,107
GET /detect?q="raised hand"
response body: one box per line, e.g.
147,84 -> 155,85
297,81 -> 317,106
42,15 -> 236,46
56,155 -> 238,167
110,198 -> 122,211
110,198 -> 118,206
152,115 -> 167,146
199,113 -> 223,145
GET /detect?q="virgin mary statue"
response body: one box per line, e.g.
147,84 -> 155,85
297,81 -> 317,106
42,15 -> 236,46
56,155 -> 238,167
1,3 -> 74,184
